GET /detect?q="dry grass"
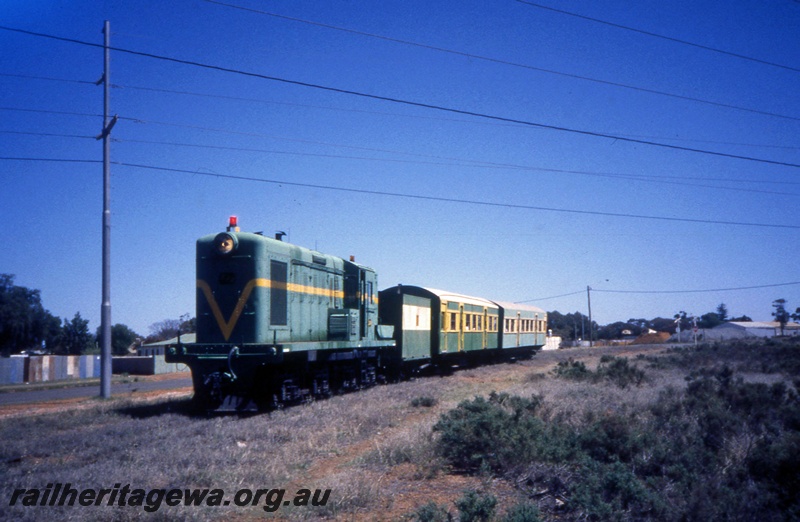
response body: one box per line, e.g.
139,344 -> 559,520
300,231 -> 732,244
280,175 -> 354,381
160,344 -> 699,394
2,341 -> 796,521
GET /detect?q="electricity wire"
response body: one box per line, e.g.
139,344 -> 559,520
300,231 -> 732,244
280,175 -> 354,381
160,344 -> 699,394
515,0 -> 800,74
112,161 -> 800,230
596,282 -> 800,294
1,25 -> 798,169
6,72 -> 795,153
115,136 -> 799,197
519,281 -> 800,303
2,118 -> 797,196
203,0 -> 800,122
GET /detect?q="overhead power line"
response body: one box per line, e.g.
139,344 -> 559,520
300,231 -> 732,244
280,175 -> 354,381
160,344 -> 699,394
115,136 -> 799,197
516,290 -> 587,302
106,83 -> 800,152
595,282 -> 800,295
0,130 -> 96,140
1,25 -> 798,169
3,99 -> 797,196
3,111 -> 797,196
0,105 -> 102,119
0,157 -> 100,164
3,156 -> 798,228
0,72 -> 96,86
203,0 -> 800,122
114,161 -> 800,230
5,72 -> 795,147
515,0 -> 800,74
519,281 -> 800,303
6,71 -> 798,152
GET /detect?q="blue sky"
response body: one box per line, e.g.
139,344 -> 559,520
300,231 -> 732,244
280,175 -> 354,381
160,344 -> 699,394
2,0 -> 798,337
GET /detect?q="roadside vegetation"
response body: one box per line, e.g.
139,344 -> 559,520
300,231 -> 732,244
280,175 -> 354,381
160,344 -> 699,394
425,339 -> 800,521
1,339 -> 798,521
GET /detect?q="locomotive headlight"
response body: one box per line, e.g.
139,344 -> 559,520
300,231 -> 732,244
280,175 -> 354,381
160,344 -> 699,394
214,232 -> 238,255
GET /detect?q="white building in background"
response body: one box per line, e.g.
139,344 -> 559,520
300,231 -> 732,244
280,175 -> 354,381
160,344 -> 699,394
704,321 -> 800,341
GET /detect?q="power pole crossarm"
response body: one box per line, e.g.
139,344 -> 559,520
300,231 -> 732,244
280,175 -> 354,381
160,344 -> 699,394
96,114 -> 118,140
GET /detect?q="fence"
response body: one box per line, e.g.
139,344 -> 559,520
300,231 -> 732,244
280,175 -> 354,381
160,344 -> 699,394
0,354 -> 187,385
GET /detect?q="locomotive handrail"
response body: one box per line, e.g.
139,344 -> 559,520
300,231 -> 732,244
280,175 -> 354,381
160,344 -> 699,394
227,346 -> 239,380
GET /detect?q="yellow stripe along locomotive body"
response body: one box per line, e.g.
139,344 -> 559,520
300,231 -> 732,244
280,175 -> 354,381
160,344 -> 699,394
167,219 -> 546,411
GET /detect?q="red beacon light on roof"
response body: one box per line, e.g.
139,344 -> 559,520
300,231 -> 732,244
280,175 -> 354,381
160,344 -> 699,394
226,215 -> 240,232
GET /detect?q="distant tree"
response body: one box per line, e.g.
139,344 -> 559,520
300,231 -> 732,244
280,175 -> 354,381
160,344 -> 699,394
729,315 -> 752,322
793,308 -> 800,322
547,311 -> 594,341
179,314 -> 196,333
96,323 -> 141,356
627,318 -> 649,330
42,313 -> 63,353
597,321 -> 642,340
146,314 -> 195,343
547,311 -> 568,339
772,299 -> 790,336
649,317 -> 679,334
716,303 -> 729,322
0,274 -> 59,355
58,312 -> 95,355
146,319 -> 181,343
698,312 -> 723,329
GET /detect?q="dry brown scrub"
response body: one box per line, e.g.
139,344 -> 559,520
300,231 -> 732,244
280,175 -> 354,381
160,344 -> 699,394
3,343 -> 779,521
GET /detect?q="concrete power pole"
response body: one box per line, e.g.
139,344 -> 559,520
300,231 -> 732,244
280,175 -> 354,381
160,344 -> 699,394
98,21 -> 117,399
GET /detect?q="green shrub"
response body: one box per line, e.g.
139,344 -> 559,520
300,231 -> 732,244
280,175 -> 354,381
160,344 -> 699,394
432,358 -> 800,521
748,431 -> 800,517
454,489 -> 497,522
578,413 -> 647,464
647,338 -> 800,376
411,396 -> 438,408
552,359 -> 591,380
569,459 -> 667,520
553,356 -> 646,388
596,356 -> 646,388
411,501 -> 452,522
432,392 -> 551,473
500,501 -> 541,522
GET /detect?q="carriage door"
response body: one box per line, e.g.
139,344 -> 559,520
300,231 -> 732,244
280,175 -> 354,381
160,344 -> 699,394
359,268 -> 378,340
458,304 -> 465,352
359,270 -> 367,339
483,308 -> 488,349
